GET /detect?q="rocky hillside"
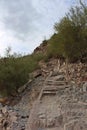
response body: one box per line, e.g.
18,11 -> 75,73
0,58 -> 87,130
33,40 -> 48,55
0,2 -> 87,130
26,59 -> 87,130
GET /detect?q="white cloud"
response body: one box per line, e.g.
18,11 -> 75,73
0,0 -> 78,56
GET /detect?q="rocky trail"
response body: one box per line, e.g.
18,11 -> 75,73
0,59 -> 87,130
26,70 -> 87,130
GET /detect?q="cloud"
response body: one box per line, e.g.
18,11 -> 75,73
0,0 -> 77,56
0,0 -> 42,39
0,0 -> 72,39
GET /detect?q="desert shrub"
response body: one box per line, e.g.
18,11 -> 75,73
0,53 -> 42,96
48,1 -> 87,62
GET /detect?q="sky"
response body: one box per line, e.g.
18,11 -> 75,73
0,0 -> 84,56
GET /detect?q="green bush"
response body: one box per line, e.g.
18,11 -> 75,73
48,1 -> 87,62
0,52 -> 44,96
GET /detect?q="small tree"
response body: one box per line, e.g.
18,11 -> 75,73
47,1 -> 87,80
5,46 -> 12,58
53,1 -> 87,62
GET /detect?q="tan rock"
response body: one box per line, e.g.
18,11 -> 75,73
0,97 -> 8,105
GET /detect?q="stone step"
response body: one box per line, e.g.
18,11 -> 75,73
44,85 -> 70,91
45,80 -> 67,86
39,85 -> 71,99
44,86 -> 58,91
45,80 -> 67,83
43,90 -> 57,95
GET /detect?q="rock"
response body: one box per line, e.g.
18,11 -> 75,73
0,97 -> 8,105
2,119 -> 10,129
39,118 -> 46,127
38,113 -> 46,119
64,120 -> 87,130
18,85 -> 27,93
1,106 -> 7,113
51,71 -> 59,76
0,103 -> 2,108
53,75 -> 65,81
64,120 -> 78,130
47,118 -> 55,127
29,69 -> 42,79
83,82 -> 87,92
18,79 -> 33,93
0,125 -> 3,130
9,112 -> 17,123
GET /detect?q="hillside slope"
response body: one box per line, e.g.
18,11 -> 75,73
0,58 -> 86,130
26,60 -> 87,130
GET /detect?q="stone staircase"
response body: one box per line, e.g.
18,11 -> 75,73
26,73 -> 87,130
26,74 -> 67,130
40,80 -> 68,99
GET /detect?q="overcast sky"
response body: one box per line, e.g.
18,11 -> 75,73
0,0 -> 83,56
